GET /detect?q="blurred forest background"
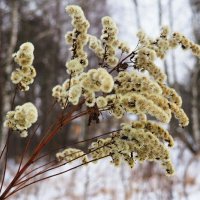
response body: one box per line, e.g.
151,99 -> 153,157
1,0 -> 200,199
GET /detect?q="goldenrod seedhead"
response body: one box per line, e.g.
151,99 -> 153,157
89,121 -> 175,176
56,148 -> 88,164
4,102 -> 38,137
12,42 -> 36,91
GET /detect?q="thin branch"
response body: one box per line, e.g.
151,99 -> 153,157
14,142 -> 114,190
0,86 -> 18,194
0,132 -> 11,194
33,128 -> 121,163
17,101 -> 57,173
16,159 -> 57,185
15,129 -> 120,184
6,155 -> 110,199
109,52 -> 135,74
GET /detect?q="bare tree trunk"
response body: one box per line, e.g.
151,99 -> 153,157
190,0 -> 200,146
191,65 -> 200,142
158,0 -> 169,83
0,0 -> 19,148
0,1 -> 4,137
168,0 -> 178,86
132,0 -> 141,29
83,166 -> 90,200
0,0 -> 19,179
158,0 -> 162,27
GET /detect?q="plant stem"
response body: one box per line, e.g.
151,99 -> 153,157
5,155 -> 110,199
0,102 -> 85,199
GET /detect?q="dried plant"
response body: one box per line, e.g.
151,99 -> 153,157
0,5 -> 200,199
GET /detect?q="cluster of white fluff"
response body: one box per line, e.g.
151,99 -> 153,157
118,41 -> 131,53
88,17 -> 130,68
93,69 -> 188,127
53,5 -> 200,176
56,148 -> 88,164
52,68 -> 114,108
11,42 -> 36,91
135,27 -> 200,83
172,32 -> 200,56
89,121 -> 174,176
80,68 -> 114,93
96,96 -> 108,108
4,103 -> 38,137
65,5 -> 90,76
88,35 -> 105,59
52,6 -> 189,126
52,85 -> 69,109
100,16 -> 119,67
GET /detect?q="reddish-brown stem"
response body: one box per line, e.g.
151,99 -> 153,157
5,155 -> 109,200
0,132 -> 11,194
0,99 -> 113,199
0,86 -> 18,195
31,106 -> 108,163
32,100 -> 84,156
14,128 -> 120,187
17,101 -> 57,173
0,143 -> 7,161
109,52 -> 134,74
14,141 -> 114,190
7,141 -> 114,199
16,159 -> 57,186
0,102 -> 86,199
33,128 -> 121,164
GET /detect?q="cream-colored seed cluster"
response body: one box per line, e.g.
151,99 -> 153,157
88,35 -> 105,59
100,16 -> 119,67
172,32 -> 200,56
135,27 -> 200,83
56,148 -> 88,164
65,5 -> 90,76
81,68 -> 114,93
135,46 -> 167,82
89,121 -> 174,176
52,85 -> 69,108
52,68 -> 114,108
96,96 -> 108,108
53,5 -> 200,175
4,103 -> 38,137
118,41 -> 131,53
130,120 -> 174,147
11,42 -> 36,91
89,17 -> 130,67
100,70 -> 188,127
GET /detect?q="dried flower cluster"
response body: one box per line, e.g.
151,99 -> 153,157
4,103 -> 38,137
89,16 -> 130,67
89,121 -> 174,176
11,42 -> 36,91
56,148 -> 88,164
52,5 -> 200,176
65,5 -> 89,76
52,67 -> 114,108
